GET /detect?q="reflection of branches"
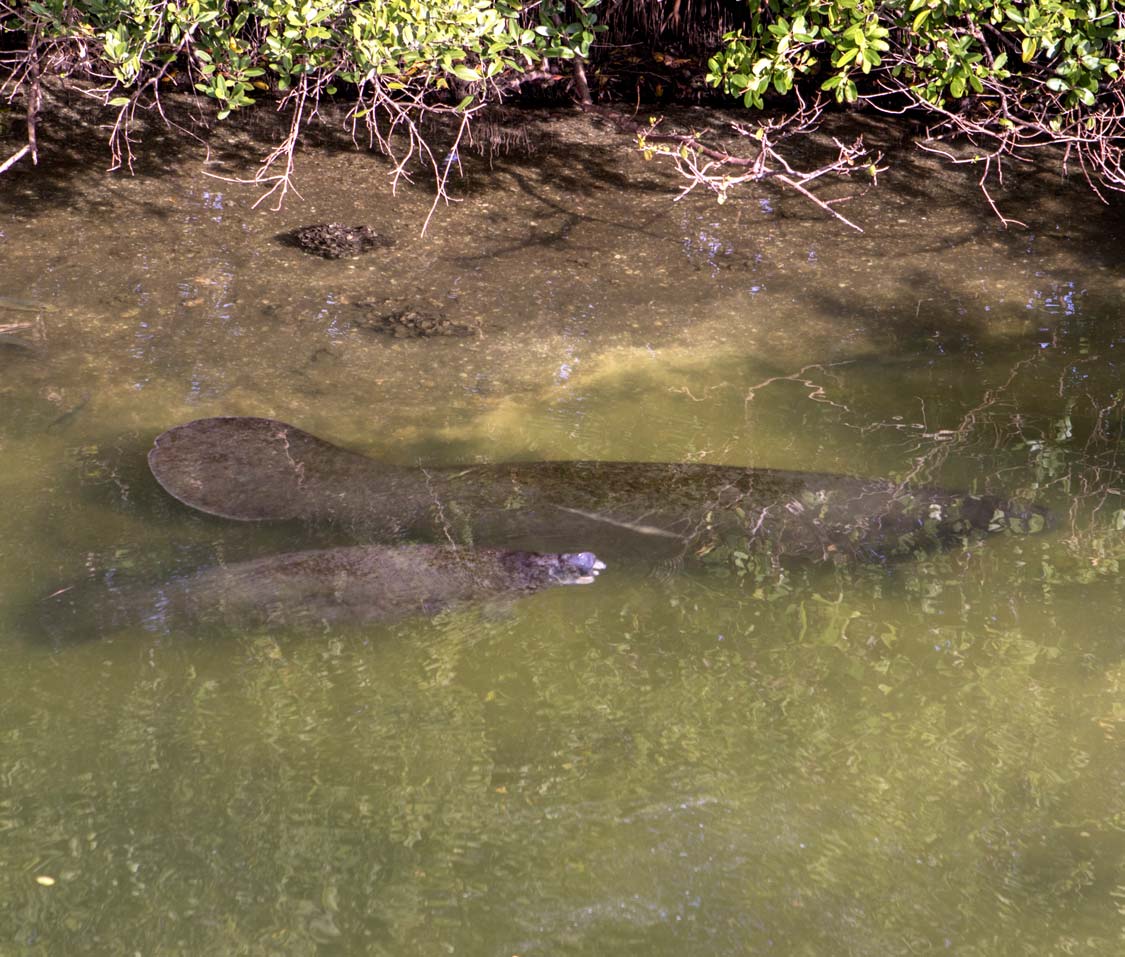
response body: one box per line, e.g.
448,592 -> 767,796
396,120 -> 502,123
1051,392 -> 1125,564
740,351 -> 1049,490
737,350 -> 1125,572
743,360 -> 856,415
895,355 -> 1041,488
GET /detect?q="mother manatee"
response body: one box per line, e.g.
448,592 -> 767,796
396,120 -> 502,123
148,417 -> 1051,564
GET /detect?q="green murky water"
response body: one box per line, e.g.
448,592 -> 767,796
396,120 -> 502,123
2,109 -> 1125,955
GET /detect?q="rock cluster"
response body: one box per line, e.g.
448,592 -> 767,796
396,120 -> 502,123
354,308 -> 478,339
290,224 -> 393,259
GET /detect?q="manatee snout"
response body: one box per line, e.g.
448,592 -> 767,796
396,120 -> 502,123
551,551 -> 607,585
1002,501 -> 1055,535
968,497 -> 1055,535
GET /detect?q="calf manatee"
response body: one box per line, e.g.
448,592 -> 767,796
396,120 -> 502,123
148,417 -> 1051,564
42,545 -> 605,638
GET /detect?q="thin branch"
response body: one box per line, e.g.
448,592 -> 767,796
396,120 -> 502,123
0,143 -> 31,174
775,173 -> 864,232
26,29 -> 40,164
422,108 -> 471,233
203,78 -> 309,210
609,100 -> 881,230
570,53 -> 592,106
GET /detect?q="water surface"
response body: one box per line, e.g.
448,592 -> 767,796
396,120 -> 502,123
2,107 -> 1124,955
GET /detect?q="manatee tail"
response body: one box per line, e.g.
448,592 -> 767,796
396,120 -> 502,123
36,577 -> 150,646
147,417 -> 392,522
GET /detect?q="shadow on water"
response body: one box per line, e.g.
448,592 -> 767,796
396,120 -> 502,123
4,89 -> 1125,265
1,92 -> 665,219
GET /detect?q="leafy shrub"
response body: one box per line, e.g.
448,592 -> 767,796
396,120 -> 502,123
15,0 -> 603,116
707,0 -> 1124,112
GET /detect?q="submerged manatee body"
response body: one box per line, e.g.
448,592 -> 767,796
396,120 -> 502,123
148,417 -> 1052,564
43,545 -> 605,639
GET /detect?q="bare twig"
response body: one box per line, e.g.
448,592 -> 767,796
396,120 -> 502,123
0,143 -> 31,174
570,53 -> 593,106
604,97 -> 882,230
26,29 -> 40,164
422,108 -> 472,233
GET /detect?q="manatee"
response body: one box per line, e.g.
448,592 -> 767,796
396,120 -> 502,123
41,545 -> 606,638
148,417 -> 1052,564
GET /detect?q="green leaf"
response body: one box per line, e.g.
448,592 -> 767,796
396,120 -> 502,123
452,63 -> 482,82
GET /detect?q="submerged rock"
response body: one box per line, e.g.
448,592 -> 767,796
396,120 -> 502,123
42,544 -> 605,638
353,306 -> 479,339
288,224 -> 393,259
148,417 -> 1053,564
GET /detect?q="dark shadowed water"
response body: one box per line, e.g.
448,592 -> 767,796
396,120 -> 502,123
2,105 -> 1124,955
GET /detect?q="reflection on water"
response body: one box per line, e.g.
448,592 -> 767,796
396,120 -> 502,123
1,110 -> 1124,955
